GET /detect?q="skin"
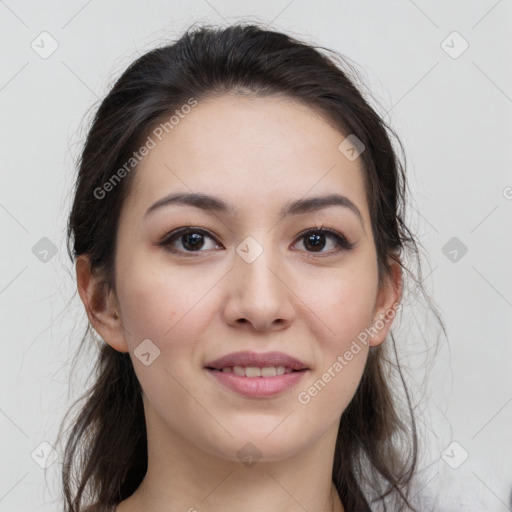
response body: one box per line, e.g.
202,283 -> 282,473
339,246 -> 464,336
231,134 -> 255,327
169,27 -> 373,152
76,93 -> 402,512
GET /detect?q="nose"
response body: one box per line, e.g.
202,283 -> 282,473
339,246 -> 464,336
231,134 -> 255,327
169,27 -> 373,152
222,239 -> 295,333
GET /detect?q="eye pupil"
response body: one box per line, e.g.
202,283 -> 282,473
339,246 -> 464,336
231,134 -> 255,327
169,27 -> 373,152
304,233 -> 325,252
183,233 -> 204,250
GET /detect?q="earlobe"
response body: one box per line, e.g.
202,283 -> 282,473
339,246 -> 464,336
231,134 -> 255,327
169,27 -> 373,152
369,258 -> 403,347
75,254 -> 129,353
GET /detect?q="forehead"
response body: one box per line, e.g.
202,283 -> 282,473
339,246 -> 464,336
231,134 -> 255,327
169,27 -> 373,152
125,93 -> 369,222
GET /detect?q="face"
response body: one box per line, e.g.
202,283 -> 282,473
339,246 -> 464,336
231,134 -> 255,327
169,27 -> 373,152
98,93 -> 399,462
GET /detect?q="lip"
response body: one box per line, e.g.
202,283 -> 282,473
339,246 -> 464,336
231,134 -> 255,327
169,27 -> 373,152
204,350 -> 309,371
206,368 -> 307,397
204,351 -> 309,398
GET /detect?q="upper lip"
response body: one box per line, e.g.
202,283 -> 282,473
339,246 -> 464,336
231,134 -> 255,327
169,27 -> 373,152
205,351 -> 309,371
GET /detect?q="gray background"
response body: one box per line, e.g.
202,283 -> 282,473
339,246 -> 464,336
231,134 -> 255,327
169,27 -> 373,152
0,0 -> 511,510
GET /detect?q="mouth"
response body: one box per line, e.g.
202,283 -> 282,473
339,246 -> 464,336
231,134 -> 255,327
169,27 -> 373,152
204,350 -> 309,374
204,351 -> 309,397
206,365 -> 306,377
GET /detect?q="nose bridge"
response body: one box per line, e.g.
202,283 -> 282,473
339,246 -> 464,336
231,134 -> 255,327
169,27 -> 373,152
226,231 -> 293,329
236,232 -> 283,296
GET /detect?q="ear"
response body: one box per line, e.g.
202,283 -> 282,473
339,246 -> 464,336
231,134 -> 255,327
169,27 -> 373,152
75,254 -> 129,353
369,256 -> 403,347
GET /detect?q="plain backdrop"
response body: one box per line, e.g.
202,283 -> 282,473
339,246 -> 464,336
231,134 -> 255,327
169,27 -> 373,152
0,0 -> 511,510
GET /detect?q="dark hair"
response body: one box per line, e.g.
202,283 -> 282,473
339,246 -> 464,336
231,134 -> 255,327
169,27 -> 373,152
57,21 -> 446,512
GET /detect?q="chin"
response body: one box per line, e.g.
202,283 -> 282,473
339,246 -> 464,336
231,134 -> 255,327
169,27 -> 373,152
200,420 -> 315,463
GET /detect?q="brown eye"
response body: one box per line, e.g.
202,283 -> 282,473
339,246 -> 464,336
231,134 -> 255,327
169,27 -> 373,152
160,228 -> 222,255
180,232 -> 205,251
294,228 -> 355,255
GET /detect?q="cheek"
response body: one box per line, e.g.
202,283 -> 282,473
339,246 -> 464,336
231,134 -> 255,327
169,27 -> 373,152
291,255 -> 377,415
293,264 -> 377,422
115,251 -> 217,347
115,262 -> 213,417
298,255 -> 378,348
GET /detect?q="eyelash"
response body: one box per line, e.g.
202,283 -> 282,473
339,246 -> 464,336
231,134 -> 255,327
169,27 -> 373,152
158,226 -> 355,258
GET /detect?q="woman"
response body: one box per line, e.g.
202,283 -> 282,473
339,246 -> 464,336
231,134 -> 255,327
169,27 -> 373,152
58,22 -> 444,512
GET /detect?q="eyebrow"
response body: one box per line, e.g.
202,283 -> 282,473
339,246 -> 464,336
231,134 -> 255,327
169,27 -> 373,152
144,192 -> 364,227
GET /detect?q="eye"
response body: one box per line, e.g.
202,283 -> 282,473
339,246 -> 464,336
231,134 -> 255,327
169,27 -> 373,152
292,227 -> 355,256
159,227 -> 222,255
158,226 -> 355,257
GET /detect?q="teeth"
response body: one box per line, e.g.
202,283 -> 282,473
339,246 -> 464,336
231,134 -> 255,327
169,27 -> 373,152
223,365 -> 292,377
245,366 -> 261,377
261,366 -> 276,377
233,366 -> 245,376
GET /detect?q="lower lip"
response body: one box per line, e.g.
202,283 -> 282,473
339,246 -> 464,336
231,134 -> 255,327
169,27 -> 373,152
205,369 -> 308,397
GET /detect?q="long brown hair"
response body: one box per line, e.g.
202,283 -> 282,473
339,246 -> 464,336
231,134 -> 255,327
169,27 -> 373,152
57,22 -> 445,512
